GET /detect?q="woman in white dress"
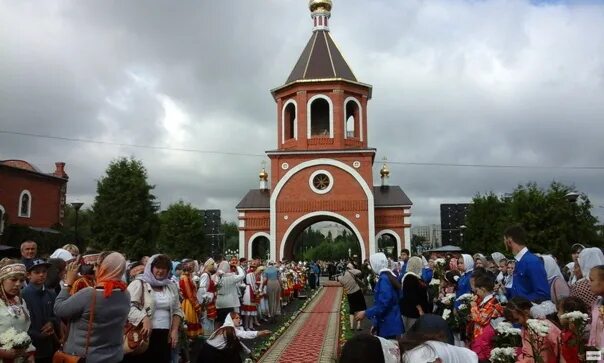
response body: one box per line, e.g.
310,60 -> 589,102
0,259 -> 35,362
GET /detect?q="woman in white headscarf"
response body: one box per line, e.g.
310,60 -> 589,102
541,255 -> 569,305
197,311 -> 270,363
454,254 -> 474,310
354,253 -> 404,338
399,257 -> 429,331
571,247 -> 604,307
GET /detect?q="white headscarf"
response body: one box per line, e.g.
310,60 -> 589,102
578,247 -> 604,281
208,312 -> 235,341
461,254 -> 474,275
402,340 -> 478,363
50,248 -> 74,262
377,337 -> 401,363
406,256 -> 423,276
491,252 -> 506,264
369,253 -> 393,276
542,255 -> 564,282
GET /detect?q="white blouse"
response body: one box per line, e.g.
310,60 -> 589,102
152,289 -> 171,329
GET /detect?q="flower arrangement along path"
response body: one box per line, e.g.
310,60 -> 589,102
258,282 -> 343,363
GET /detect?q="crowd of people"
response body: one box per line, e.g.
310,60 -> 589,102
340,225 -> 604,363
3,240 -> 312,363
3,226 -> 604,363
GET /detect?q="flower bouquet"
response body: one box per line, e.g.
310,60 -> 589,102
525,319 -> 550,363
441,308 -> 459,331
455,293 -> 475,340
433,258 -> 447,280
489,347 -> 516,363
0,327 -> 31,362
493,321 -> 521,348
428,278 -> 440,299
560,311 -> 589,362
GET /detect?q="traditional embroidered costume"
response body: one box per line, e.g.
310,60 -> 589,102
179,271 -> 202,339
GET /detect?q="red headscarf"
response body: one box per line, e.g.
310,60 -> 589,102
96,252 -> 128,298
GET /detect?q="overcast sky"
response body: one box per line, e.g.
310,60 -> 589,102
1,0 -> 603,226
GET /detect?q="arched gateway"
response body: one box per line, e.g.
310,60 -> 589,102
236,1 -> 412,262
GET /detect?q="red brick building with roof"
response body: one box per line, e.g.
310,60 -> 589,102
236,0 -> 412,261
0,160 -> 69,235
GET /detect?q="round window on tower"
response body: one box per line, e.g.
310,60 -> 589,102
309,170 -> 334,194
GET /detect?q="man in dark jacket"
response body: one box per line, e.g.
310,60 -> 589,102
22,258 -> 59,363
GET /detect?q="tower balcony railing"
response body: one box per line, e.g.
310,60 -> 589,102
307,136 -> 334,146
344,137 -> 362,147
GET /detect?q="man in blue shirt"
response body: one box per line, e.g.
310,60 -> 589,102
503,225 -> 550,303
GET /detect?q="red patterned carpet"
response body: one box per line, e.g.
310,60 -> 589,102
258,286 -> 343,363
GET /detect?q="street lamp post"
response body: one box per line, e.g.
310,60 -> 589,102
71,202 -> 84,246
459,225 -> 467,247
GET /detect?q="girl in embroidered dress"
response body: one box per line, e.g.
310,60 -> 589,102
468,272 -> 503,361
0,259 -> 35,363
179,260 -> 202,339
197,258 -> 218,338
240,264 -> 258,331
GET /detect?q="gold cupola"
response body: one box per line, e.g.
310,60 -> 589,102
309,0 -> 332,12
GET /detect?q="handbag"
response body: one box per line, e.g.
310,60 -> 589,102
123,280 -> 150,355
53,287 -> 96,363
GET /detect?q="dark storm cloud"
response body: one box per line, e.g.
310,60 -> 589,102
1,0 -> 603,224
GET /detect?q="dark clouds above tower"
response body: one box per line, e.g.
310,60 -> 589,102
1,0 -> 603,224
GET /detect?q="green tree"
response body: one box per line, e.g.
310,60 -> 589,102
157,201 -> 205,259
465,182 -> 602,262
90,157 -> 159,259
222,222 -> 239,252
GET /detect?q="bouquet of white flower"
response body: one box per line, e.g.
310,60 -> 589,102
560,310 -> 589,359
494,322 -> 521,348
525,319 -> 550,363
0,327 -> 31,351
441,293 -> 456,306
433,258 -> 447,279
456,293 -> 474,303
489,347 -> 516,363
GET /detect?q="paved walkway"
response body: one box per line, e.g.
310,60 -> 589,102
258,283 -> 343,363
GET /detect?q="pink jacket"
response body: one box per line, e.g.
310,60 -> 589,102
469,323 -> 495,360
588,297 -> 604,350
517,319 -> 561,363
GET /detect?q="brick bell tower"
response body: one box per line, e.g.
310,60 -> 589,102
237,0 -> 412,262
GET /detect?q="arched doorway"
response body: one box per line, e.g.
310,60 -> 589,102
376,230 -> 402,260
248,232 -> 271,260
279,212 -> 365,264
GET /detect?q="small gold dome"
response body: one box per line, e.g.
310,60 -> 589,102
380,164 -> 390,177
259,168 -> 269,181
309,0 -> 332,12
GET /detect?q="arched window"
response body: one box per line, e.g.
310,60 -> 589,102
282,101 -> 297,142
0,205 -> 5,235
308,96 -> 332,137
345,98 -> 361,139
19,190 -> 31,218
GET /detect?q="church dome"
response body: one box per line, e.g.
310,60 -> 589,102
309,0 -> 332,12
259,168 -> 269,181
380,164 -> 390,177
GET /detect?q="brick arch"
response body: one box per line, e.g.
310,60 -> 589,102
279,211 -> 366,261
270,158 -> 375,261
